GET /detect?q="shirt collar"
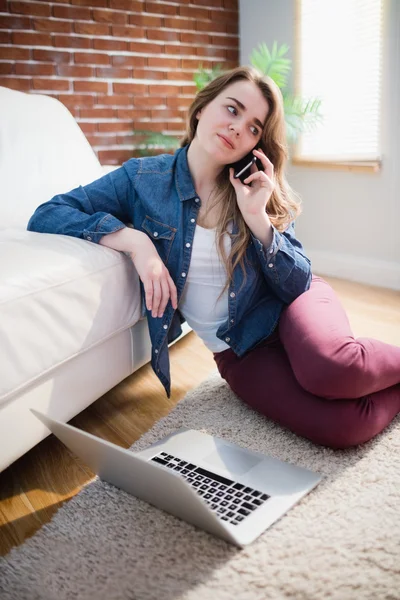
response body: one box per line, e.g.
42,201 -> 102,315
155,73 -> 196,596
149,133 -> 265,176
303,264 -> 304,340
175,144 -> 239,235
175,144 -> 198,202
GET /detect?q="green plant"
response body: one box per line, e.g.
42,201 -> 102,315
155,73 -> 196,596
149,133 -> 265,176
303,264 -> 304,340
193,63 -> 225,91
250,42 -> 323,144
133,130 -> 181,155
135,42 -> 323,154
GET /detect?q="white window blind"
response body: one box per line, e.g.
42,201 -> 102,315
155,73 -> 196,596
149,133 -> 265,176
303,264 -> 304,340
295,0 -> 384,162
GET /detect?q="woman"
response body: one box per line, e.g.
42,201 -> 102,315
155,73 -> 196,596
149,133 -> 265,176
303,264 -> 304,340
28,66 -> 400,449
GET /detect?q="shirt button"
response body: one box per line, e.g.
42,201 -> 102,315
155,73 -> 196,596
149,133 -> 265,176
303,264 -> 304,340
195,198 -> 200,203
268,263 -> 273,268
163,325 -> 168,330
190,218 -> 195,223
87,236 -> 92,241
181,272 -> 186,277
269,248 -> 274,254
229,292 -> 235,298
153,232 -> 158,237
186,243 -> 191,248
225,337 -> 230,343
154,349 -> 159,354
230,319 -> 234,324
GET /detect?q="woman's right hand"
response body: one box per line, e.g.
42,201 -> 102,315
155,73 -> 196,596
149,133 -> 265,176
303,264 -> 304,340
128,231 -> 178,318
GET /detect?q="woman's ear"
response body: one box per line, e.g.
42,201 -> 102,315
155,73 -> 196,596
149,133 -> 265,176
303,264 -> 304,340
196,110 -> 202,120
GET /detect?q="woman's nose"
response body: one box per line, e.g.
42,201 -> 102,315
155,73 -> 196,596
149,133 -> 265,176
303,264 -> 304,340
229,124 -> 240,136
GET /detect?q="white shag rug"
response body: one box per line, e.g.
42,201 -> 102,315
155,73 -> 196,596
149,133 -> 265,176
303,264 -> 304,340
0,371 -> 399,600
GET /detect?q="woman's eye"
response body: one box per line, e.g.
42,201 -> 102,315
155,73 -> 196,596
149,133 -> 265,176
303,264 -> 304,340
227,105 -> 259,136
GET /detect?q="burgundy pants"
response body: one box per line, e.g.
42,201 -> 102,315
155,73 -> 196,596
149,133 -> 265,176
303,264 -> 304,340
214,276 -> 400,449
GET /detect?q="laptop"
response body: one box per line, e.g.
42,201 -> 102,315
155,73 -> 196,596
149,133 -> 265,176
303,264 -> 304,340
30,409 -> 322,548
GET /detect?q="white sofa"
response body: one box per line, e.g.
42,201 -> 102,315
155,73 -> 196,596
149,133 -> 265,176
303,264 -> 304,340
0,86 -> 189,473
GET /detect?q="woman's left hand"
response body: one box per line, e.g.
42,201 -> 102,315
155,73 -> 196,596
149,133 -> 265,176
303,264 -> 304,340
229,148 -> 275,220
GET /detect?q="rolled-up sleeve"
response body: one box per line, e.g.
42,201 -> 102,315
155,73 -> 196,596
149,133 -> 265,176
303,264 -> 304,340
251,221 -> 312,304
27,159 -> 139,243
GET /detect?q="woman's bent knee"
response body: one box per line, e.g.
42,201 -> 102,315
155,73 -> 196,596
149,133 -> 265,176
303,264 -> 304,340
294,354 -> 371,400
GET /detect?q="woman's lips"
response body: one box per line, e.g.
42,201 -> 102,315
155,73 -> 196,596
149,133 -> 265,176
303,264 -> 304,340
218,134 -> 234,149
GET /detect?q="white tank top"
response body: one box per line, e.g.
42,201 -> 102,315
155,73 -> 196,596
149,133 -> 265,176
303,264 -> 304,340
179,224 -> 230,353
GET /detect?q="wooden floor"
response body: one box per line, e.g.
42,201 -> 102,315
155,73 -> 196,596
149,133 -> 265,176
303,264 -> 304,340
1,275 -> 399,557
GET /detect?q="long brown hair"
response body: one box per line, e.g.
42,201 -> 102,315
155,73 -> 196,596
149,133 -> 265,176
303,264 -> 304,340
180,66 -> 302,293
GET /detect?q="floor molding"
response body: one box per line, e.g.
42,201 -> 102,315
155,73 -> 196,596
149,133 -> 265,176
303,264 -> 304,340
308,250 -> 400,291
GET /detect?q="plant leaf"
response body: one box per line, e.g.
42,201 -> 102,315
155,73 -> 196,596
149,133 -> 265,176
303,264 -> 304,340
282,93 -> 324,144
193,64 -> 225,90
250,41 -> 291,88
133,130 -> 181,156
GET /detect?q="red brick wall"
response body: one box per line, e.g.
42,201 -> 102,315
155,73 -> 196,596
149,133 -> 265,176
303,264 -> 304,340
0,0 -> 239,164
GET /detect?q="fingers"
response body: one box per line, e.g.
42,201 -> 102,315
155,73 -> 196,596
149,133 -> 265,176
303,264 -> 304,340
151,279 -> 162,318
167,273 -> 178,310
252,148 -> 274,180
144,270 -> 178,318
131,242 -> 178,319
144,279 -> 154,313
243,169 -> 272,187
157,277 -> 170,318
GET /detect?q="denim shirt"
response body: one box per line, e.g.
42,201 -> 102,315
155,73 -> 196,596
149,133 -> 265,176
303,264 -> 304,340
27,144 -> 312,397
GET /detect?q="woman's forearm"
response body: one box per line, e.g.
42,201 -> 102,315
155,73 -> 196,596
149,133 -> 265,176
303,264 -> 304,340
245,212 -> 274,247
99,227 -> 145,256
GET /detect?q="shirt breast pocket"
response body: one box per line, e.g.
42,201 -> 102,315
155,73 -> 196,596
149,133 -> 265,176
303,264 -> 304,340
141,215 -> 177,264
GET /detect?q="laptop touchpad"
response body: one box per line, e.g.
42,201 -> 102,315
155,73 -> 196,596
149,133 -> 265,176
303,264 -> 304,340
203,444 -> 262,476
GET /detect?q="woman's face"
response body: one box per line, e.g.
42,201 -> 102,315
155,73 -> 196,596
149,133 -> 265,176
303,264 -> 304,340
195,79 -> 269,164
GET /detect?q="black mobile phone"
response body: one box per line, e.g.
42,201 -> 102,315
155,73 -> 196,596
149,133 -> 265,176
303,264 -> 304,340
231,150 -> 263,184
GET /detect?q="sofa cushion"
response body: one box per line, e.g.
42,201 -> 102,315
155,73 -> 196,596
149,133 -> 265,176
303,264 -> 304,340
0,229 -> 142,404
0,86 -> 104,230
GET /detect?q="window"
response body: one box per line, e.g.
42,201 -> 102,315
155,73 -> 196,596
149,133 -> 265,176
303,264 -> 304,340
293,0 -> 384,170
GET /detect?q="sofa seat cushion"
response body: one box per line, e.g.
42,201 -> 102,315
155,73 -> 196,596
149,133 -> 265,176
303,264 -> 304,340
0,229 -> 142,404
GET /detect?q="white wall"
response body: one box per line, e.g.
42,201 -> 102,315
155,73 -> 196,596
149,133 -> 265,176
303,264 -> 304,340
239,0 -> 400,290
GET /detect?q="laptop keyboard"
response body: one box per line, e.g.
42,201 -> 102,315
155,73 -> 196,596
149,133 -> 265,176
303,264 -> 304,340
151,452 -> 270,526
